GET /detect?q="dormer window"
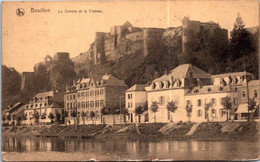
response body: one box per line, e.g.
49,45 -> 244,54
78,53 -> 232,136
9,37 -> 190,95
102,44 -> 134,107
150,83 -> 155,89
218,87 -> 223,91
194,89 -> 199,93
35,104 -> 38,107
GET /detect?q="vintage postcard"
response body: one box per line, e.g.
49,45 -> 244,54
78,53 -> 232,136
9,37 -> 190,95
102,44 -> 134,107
1,0 -> 260,161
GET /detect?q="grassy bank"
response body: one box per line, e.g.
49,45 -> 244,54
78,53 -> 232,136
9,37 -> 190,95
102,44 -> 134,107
2,121 -> 260,141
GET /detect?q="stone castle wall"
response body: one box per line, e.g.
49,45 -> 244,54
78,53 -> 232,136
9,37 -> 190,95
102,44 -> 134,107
71,20 -> 228,74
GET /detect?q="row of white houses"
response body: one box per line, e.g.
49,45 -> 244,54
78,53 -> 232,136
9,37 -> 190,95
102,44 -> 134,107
126,64 -> 260,123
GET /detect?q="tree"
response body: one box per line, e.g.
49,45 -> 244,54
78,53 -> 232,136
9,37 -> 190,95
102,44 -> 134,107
70,111 -> 77,125
41,113 -> 46,119
2,65 -> 22,110
229,13 -> 257,75
135,105 -> 147,123
7,114 -> 11,121
90,111 -> 95,124
101,107 -> 109,115
221,96 -> 232,121
204,103 -> 212,122
166,101 -> 178,121
150,101 -> 159,123
33,111 -> 40,124
248,98 -> 259,121
81,111 -> 86,125
2,114 -> 6,122
15,115 -> 23,126
48,112 -> 55,123
185,104 -> 193,122
55,112 -> 61,124
64,111 -> 69,118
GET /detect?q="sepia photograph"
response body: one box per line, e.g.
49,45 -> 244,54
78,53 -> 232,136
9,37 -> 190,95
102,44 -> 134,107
1,0 -> 260,161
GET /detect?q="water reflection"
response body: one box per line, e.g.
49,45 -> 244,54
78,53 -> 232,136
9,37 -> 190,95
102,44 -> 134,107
2,136 -> 260,160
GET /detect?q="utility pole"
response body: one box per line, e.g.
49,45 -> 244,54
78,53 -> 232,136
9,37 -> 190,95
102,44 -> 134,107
244,63 -> 250,122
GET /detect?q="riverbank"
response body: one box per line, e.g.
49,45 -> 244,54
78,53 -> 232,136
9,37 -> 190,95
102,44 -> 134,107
2,121 -> 260,141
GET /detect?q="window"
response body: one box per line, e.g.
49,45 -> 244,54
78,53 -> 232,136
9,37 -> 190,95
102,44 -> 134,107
241,90 -> 246,99
197,99 -> 202,107
67,103 -> 69,109
128,94 -> 132,99
81,92 -> 85,97
194,89 -> 199,93
221,98 -> 225,104
95,90 -> 100,96
100,100 -> 104,107
78,102 -> 81,108
82,102 -> 85,108
220,109 -> 227,117
212,109 -> 216,117
100,89 -> 104,95
70,103 -> 72,109
70,95 -> 72,100
73,103 -> 76,109
77,93 -> 80,98
197,110 -> 202,117
233,97 -> 238,105
211,98 -> 216,106
186,100 -> 191,105
86,91 -> 90,97
218,87 -> 223,91
86,101 -> 89,108
207,88 -> 212,92
95,100 -> 98,107
254,90 -> 258,98
128,102 -> 131,108
67,95 -> 69,100
90,91 -> 94,97
90,101 -> 94,108
73,94 -> 75,100
159,96 -> 165,106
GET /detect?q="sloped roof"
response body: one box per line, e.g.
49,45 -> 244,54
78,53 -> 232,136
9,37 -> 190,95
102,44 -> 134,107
153,64 -> 211,82
122,21 -> 133,28
11,105 -> 25,116
211,72 -> 253,78
4,102 -> 23,113
186,85 -> 232,96
79,74 -> 127,87
105,75 -> 127,87
35,91 -> 54,98
248,80 -> 260,86
127,84 -> 146,92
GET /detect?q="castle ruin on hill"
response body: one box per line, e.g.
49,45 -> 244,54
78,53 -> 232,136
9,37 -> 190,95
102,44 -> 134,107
71,19 -> 228,73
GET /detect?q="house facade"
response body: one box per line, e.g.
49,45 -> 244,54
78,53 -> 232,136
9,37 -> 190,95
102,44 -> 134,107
64,74 -> 128,125
236,79 -> 260,120
125,84 -> 147,123
23,91 -> 64,125
185,85 -> 236,122
145,64 -> 212,123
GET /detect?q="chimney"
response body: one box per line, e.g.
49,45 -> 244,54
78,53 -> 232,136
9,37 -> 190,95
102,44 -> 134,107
164,68 -> 169,75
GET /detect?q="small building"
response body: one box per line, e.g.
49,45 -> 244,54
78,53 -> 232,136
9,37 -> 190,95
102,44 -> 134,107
125,84 -> 147,123
236,80 -> 260,120
2,102 -> 24,126
23,91 -> 64,125
64,74 -> 128,125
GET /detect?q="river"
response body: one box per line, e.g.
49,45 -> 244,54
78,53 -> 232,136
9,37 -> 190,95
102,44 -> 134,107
2,136 -> 260,161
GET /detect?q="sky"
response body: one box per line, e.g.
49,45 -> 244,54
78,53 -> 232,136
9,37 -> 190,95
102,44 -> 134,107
2,0 -> 259,73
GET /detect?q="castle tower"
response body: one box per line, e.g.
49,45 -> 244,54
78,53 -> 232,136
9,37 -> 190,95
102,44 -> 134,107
94,32 -> 105,64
